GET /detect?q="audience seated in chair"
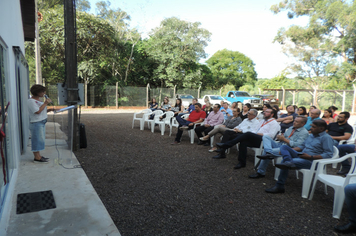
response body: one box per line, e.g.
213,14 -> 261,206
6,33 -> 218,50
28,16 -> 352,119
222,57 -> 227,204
148,98 -> 158,110
214,108 -> 280,170
171,103 -> 206,145
265,119 -> 333,194
257,104 -> 272,120
220,102 -> 233,120
160,98 -> 184,120
202,102 -> 213,116
304,108 -> 321,131
322,109 -> 335,125
277,105 -> 297,133
240,103 -> 251,121
195,104 -> 224,146
297,106 -> 308,117
200,108 -> 242,152
178,98 -> 197,116
249,115 -> 309,179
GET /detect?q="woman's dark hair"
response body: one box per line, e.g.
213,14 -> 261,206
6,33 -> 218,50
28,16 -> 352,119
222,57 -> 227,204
270,108 -> 278,119
328,106 -> 338,111
244,103 -> 251,109
272,105 -> 280,112
30,84 -> 46,96
175,98 -> 182,107
151,97 -> 156,103
324,109 -> 333,117
310,105 -> 317,110
263,104 -> 272,109
299,106 -> 307,115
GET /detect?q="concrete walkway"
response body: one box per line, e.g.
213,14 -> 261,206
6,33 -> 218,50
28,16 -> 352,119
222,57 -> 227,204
5,122 -> 120,236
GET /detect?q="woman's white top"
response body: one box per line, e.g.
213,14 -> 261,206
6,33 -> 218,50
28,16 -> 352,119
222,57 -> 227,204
28,98 -> 47,123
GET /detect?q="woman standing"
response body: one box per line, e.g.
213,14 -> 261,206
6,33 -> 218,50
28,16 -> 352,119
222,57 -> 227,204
28,84 -> 55,163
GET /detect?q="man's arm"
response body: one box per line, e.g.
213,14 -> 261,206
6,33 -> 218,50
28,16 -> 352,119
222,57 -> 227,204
330,133 -> 352,141
277,115 -> 293,123
188,118 -> 204,126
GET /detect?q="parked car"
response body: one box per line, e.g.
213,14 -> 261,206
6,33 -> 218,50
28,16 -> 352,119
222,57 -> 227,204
252,94 -> 279,106
224,91 -> 263,109
175,94 -> 195,108
198,95 -> 231,106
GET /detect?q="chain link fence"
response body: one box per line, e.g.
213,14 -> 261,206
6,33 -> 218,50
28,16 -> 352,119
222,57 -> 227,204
46,84 -> 355,111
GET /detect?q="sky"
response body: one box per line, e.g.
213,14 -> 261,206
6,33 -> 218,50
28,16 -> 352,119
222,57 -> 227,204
88,0 -> 309,79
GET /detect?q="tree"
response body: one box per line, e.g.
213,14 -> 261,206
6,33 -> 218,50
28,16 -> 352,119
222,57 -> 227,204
206,49 -> 257,90
146,17 -> 211,88
271,0 -> 356,106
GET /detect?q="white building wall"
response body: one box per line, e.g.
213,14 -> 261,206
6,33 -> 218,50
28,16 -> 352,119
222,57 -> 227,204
0,0 -> 29,232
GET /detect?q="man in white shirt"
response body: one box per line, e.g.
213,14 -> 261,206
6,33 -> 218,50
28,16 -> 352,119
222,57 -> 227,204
212,109 -> 259,159
216,109 -> 280,169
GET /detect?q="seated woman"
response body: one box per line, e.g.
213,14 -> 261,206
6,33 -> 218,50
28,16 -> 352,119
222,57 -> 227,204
200,108 -> 242,152
203,102 -> 213,116
297,106 -> 308,117
150,97 -> 171,119
160,98 -> 184,120
329,105 -> 338,120
230,102 -> 238,110
272,105 -> 282,118
322,109 -> 335,125
240,103 -> 251,121
149,98 -> 158,110
160,98 -> 171,112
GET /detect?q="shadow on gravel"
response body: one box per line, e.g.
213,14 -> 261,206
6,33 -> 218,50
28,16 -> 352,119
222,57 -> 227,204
74,113 -> 351,236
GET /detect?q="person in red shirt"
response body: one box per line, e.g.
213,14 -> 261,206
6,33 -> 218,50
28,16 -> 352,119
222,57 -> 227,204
171,103 -> 206,144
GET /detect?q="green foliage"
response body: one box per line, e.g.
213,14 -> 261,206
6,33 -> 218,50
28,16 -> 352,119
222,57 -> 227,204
146,17 -> 211,88
206,49 -> 257,90
271,0 -> 356,89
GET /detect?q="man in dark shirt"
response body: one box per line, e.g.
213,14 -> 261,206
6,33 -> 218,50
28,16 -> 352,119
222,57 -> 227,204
327,111 -> 354,175
277,105 -> 297,133
327,112 -> 353,145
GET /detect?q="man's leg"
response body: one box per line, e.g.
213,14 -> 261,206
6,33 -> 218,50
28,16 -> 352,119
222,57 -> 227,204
338,144 -> 355,173
275,157 -> 312,188
195,125 -> 206,139
279,145 -> 299,162
236,133 -> 263,167
174,117 -> 191,142
262,135 -> 281,155
345,184 -> 356,226
220,130 -> 239,143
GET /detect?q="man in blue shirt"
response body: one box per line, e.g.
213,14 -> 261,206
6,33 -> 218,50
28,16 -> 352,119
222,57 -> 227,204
249,115 -> 309,179
220,102 -> 233,120
265,119 -> 334,194
304,108 -> 321,131
277,105 -> 298,133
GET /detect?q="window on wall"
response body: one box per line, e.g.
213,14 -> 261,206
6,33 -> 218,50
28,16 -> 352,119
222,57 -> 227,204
13,47 -> 29,154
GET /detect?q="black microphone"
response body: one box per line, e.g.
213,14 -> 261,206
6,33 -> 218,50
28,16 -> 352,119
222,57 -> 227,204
44,94 -> 53,104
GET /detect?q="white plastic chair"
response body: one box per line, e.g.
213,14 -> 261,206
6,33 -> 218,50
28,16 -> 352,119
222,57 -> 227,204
339,121 -> 356,145
308,153 -> 356,218
146,110 -> 163,130
296,146 -> 339,198
235,141 -> 264,167
132,109 -> 152,130
152,111 -> 174,135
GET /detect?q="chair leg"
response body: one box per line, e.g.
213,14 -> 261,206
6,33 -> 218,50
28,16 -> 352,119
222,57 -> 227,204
161,124 -> 165,135
301,172 -> 312,199
151,121 -> 155,133
190,130 -> 194,144
333,188 -> 345,219
140,119 -> 144,130
210,136 -> 214,147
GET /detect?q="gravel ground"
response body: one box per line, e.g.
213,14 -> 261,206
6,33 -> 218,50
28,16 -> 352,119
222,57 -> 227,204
73,112 -> 354,236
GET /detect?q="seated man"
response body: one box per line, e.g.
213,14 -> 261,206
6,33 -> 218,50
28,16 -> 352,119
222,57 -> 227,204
195,104 -> 224,146
334,183 -> 356,234
178,98 -> 197,116
277,105 -> 297,133
220,102 -> 233,120
215,109 -> 280,169
265,119 -> 333,193
171,103 -> 206,145
327,111 -> 353,175
249,115 -> 309,178
304,108 -> 321,131
199,108 -> 242,152
337,141 -> 356,175
212,109 -> 260,158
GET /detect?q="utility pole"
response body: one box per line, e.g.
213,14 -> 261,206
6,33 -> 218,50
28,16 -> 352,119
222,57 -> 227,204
35,0 -> 42,84
64,0 -> 78,151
